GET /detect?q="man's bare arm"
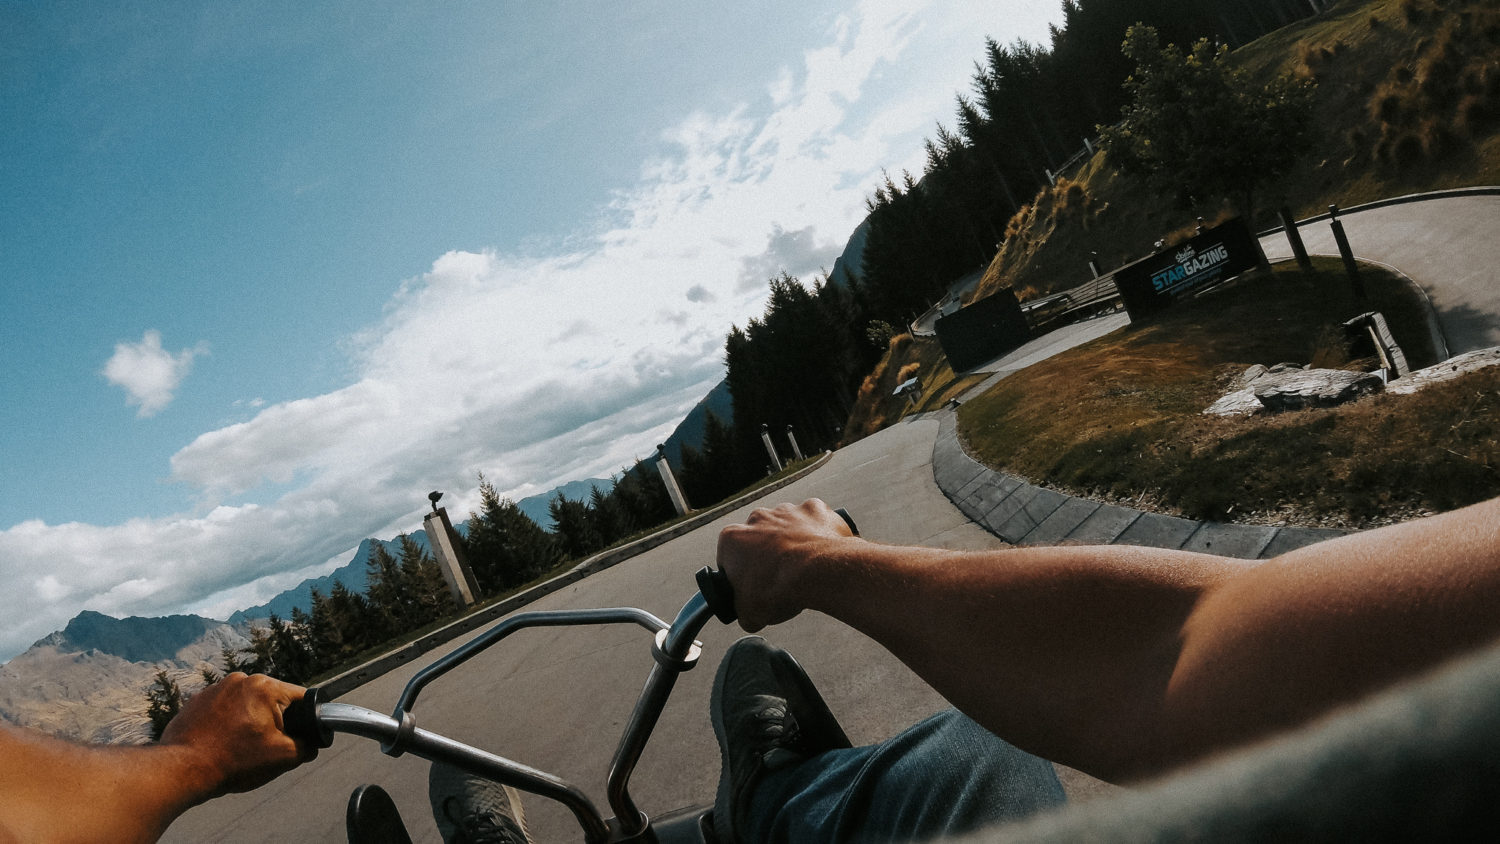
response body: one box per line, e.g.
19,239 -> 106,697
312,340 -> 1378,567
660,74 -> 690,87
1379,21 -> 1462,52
0,672 -> 309,843
716,498 -> 1500,782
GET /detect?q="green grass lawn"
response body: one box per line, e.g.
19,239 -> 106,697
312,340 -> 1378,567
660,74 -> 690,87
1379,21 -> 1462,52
958,259 -> 1497,527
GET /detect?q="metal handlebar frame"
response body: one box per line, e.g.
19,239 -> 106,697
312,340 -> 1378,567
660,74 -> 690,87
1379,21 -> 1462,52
296,509 -> 855,843
308,591 -> 719,844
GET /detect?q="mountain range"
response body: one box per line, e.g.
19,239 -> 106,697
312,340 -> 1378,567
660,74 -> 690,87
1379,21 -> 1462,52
0,611 -> 247,744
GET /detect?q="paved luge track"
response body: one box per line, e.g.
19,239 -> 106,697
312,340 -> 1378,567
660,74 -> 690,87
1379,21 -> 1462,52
164,417 -> 1002,843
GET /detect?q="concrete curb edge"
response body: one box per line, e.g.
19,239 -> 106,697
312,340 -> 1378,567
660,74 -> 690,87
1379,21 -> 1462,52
930,411 -> 1349,558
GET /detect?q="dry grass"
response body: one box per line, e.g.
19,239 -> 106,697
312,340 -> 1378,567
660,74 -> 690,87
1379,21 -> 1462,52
957,260 -> 1487,527
842,333 -> 992,445
1239,0 -> 1500,201
844,334 -> 915,443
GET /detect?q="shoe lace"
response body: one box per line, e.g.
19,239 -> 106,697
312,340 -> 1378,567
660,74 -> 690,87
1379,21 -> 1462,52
754,699 -> 807,771
443,798 -> 528,844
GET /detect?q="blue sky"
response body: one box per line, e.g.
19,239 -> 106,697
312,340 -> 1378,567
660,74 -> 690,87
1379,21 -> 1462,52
0,0 -> 1064,660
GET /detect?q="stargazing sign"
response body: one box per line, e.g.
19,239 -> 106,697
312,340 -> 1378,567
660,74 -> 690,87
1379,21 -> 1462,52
1112,218 -> 1264,319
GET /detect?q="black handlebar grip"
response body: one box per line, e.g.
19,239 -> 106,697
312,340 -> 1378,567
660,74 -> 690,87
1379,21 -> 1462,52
283,687 -> 333,753
697,566 -> 738,624
833,507 -> 859,537
697,507 -> 859,625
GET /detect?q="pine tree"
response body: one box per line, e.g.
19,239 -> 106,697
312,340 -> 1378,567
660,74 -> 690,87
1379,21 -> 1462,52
678,442 -> 714,508
220,643 -> 251,674
242,624 -> 277,675
306,588 -> 341,670
611,460 -> 675,530
398,533 -> 453,625
329,579 -> 375,656
587,484 -> 631,547
365,541 -> 408,635
267,612 -> 315,685
723,273 -> 865,461
549,494 -> 601,561
465,475 -> 563,591
145,669 -> 183,741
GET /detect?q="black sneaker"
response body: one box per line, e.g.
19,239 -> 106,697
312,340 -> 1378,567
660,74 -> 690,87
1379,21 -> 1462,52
711,636 -> 852,844
428,762 -> 532,844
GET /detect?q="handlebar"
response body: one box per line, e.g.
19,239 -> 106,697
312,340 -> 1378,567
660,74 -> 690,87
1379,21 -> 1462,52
281,505 -> 857,843
282,687 -> 330,752
694,506 -> 859,624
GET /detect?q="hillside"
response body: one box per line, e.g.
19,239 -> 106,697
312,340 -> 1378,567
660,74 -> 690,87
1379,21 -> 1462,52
227,536 -> 413,625
657,379 -> 735,469
972,0 -> 1500,305
932,0 -> 1500,528
0,612 -> 246,744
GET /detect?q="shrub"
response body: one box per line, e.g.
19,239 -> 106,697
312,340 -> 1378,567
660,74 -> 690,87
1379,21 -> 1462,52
888,332 -> 913,357
1373,90 -> 1407,124
1004,204 -> 1035,241
1457,94 -> 1487,134
1061,180 -> 1088,213
1419,118 -> 1460,158
1377,122 -> 1428,167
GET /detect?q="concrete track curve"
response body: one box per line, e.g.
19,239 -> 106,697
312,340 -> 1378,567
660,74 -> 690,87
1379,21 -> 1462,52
1259,192 -> 1500,355
162,418 -> 1037,843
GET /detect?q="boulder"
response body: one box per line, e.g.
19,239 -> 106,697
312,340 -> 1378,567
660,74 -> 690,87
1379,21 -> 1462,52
1205,363 -> 1385,416
1254,368 -> 1385,412
1204,387 -> 1264,416
1206,363 -> 1315,416
1387,347 -> 1500,395
1205,346 -> 1500,416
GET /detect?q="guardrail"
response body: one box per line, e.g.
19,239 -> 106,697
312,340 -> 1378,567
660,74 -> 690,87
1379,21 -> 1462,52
1046,138 -> 1098,185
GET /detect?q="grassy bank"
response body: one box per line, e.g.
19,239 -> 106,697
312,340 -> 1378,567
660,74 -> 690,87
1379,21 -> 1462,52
971,0 -> 1500,307
841,333 -> 991,445
957,260 -> 1495,528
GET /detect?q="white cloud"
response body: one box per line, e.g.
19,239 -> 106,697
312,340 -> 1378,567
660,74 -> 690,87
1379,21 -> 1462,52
101,329 -> 208,417
2,0 -> 1067,661
738,225 -> 841,292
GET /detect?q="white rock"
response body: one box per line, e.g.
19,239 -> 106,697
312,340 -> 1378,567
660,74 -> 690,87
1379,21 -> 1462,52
1387,347 -> 1500,394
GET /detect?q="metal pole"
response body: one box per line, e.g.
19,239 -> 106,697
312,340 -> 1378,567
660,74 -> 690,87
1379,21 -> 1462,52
1328,205 -> 1366,300
785,425 -> 805,462
760,424 -> 783,472
1279,206 -> 1311,270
